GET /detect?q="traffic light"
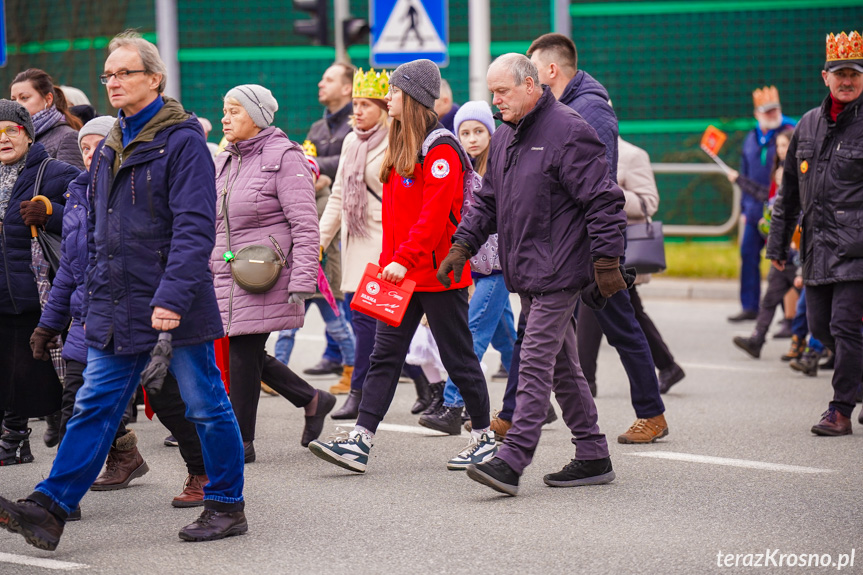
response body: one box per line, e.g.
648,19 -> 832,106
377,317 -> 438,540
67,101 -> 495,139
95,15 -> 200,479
342,18 -> 370,50
293,0 -> 329,45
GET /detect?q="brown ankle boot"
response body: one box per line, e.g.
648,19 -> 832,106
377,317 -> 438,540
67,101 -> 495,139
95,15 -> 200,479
90,430 -> 149,491
172,474 -> 208,508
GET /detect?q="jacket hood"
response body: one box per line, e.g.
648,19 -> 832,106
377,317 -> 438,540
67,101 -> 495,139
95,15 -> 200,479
104,97 -> 196,155
217,127 -> 300,173
559,71 -> 610,106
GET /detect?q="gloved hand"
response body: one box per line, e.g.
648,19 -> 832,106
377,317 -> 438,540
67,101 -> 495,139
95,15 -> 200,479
581,266 -> 637,310
436,242 -> 473,288
19,200 -> 49,227
30,326 -> 62,361
594,257 -> 627,298
288,292 -> 315,305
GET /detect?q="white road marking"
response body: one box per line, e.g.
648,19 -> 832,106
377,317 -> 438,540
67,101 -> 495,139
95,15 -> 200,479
331,422 -> 449,436
0,552 -> 88,571
681,361 -> 780,374
626,451 -> 832,474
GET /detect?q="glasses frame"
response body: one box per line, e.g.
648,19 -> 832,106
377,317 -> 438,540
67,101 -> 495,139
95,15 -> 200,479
0,125 -> 25,138
100,69 -> 148,85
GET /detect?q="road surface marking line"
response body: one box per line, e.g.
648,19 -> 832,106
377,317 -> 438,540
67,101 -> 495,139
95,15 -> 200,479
0,552 -> 88,571
681,362 -> 780,374
626,451 -> 832,474
330,422 -> 449,436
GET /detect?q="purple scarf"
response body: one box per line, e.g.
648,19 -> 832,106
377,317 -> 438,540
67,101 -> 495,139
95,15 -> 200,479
32,106 -> 65,137
342,122 -> 387,239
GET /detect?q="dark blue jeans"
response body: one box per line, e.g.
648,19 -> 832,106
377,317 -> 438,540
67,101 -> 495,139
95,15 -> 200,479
740,220 -> 766,313
31,343 -> 244,519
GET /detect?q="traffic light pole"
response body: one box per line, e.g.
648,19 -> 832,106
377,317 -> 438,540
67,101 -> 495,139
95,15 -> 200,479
334,0 -> 349,63
468,0 -> 490,102
155,0 -> 181,101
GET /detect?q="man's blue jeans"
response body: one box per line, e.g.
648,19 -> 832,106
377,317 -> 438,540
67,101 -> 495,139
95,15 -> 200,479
740,220 -> 766,313
31,342 -> 244,518
275,299 -> 356,367
443,274 -> 516,408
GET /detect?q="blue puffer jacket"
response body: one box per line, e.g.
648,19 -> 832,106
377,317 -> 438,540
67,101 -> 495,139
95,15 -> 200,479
38,171 -> 90,363
558,70 -> 619,181
0,143 -> 81,315
84,97 -> 224,355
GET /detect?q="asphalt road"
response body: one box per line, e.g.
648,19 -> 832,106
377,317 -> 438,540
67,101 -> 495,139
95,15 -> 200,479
2,292 -> 862,574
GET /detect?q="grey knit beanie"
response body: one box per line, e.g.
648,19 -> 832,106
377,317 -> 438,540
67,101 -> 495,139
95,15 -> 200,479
78,116 -> 116,151
225,84 -> 279,129
0,99 -> 35,141
390,59 -> 441,109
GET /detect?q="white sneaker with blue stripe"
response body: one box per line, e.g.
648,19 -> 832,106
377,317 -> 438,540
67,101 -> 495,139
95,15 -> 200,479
447,432 -> 497,470
309,428 -> 372,473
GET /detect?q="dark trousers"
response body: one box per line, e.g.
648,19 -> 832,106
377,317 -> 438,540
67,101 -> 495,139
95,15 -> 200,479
751,263 -> 798,343
500,314 -> 526,422
356,288 -> 490,433
576,288 -> 665,419
346,292 -> 375,391
627,286 -> 675,371
740,221 -> 766,313
228,333 -> 316,442
805,282 -> 863,418
496,290 -> 608,475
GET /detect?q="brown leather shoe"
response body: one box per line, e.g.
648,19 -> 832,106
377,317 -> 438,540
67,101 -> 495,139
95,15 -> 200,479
0,497 -> 64,551
618,414 -> 669,444
489,415 -> 512,440
90,431 -> 149,491
178,508 -> 248,542
172,474 -> 208,508
811,407 -> 852,436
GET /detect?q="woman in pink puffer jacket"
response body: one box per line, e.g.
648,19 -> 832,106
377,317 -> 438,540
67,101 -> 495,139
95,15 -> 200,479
212,84 -> 335,461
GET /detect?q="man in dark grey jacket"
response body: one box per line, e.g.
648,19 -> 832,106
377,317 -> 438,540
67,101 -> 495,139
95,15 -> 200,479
766,32 -> 863,436
439,54 -> 626,496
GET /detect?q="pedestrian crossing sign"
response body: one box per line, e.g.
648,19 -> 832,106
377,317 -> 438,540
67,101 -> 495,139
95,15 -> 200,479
370,0 -> 448,67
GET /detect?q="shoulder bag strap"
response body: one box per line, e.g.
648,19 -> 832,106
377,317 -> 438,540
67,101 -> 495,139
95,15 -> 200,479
33,157 -> 58,199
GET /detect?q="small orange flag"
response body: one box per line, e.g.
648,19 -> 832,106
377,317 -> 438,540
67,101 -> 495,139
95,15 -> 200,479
700,125 -> 727,157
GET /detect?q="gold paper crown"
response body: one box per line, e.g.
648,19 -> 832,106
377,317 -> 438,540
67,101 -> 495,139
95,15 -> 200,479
352,68 -> 390,100
302,140 -> 317,157
752,86 -> 780,111
826,31 -> 863,62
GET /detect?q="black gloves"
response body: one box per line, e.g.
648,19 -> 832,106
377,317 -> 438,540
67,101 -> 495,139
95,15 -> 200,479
30,326 -> 62,361
436,242 -> 473,288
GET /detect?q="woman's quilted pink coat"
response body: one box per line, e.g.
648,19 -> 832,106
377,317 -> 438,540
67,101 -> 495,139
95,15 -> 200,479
212,127 -> 320,336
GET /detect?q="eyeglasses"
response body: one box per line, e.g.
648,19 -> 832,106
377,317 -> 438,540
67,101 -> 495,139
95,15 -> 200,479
99,70 -> 148,85
0,125 -> 25,138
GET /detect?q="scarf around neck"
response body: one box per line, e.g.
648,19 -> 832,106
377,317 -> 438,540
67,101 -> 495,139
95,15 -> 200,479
342,122 -> 387,238
0,151 -> 28,221
32,106 -> 65,137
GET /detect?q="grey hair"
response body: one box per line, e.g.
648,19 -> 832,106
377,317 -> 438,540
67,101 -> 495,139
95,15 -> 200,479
108,30 -> 167,93
490,53 -> 539,86
439,78 -> 453,100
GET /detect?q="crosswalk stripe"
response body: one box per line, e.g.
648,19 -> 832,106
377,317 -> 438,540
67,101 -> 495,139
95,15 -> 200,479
626,450 -> 832,474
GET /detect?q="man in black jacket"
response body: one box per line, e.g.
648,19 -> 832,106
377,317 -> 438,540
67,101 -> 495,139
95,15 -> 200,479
766,31 -> 863,436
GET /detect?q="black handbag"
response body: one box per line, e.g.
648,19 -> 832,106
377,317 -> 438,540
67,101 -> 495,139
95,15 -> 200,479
32,158 -> 63,280
624,198 -> 666,275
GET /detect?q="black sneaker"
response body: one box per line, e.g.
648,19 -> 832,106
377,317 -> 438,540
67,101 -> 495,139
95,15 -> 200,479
466,457 -> 520,496
732,336 -> 762,359
543,457 -> 616,487
0,497 -> 64,551
418,405 -> 463,435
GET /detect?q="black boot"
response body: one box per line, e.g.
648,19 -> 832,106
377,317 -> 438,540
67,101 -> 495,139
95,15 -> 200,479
43,411 -> 61,448
332,389 -> 362,420
0,425 -> 34,466
418,405 -> 463,435
733,336 -> 763,359
410,372 -> 432,414
422,381 -> 444,416
790,349 -> 819,377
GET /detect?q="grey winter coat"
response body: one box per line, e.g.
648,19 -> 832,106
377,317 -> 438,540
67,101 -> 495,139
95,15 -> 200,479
37,121 -> 85,169
766,91 -> 863,285
454,87 -> 626,295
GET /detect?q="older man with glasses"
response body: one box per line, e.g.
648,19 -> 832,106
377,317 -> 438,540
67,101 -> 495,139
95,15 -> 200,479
0,30 -> 247,550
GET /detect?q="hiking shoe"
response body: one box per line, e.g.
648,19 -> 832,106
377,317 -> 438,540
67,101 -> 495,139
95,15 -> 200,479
0,497 -> 64,551
447,432 -> 497,470
811,407 -> 851,436
658,363 -> 685,394
308,428 -> 372,473
618,414 -> 669,444
490,415 -> 513,440
329,366 -> 353,395
178,509 -> 248,542
732,336 -> 762,359
781,334 -> 805,361
790,349 -> 819,377
543,457 -> 616,487
466,457 -> 520,496
418,405 -> 463,435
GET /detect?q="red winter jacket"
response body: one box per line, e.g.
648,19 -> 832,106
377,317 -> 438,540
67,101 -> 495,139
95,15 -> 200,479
380,140 -> 471,291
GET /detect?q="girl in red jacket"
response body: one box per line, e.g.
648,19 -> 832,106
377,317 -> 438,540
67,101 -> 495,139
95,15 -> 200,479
309,59 -> 494,474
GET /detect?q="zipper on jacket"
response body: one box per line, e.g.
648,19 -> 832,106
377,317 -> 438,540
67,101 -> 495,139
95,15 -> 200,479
146,169 -> 155,220
432,250 -> 438,269
224,153 -> 242,334
1,225 -> 20,314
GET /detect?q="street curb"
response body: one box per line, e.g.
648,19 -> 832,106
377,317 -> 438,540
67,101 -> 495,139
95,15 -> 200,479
637,277 -> 748,301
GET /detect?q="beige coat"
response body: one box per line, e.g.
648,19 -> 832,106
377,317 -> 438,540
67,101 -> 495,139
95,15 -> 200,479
618,137 -> 660,284
319,129 -> 387,292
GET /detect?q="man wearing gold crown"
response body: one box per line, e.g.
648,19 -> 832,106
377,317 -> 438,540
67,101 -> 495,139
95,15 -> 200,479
727,86 -> 795,322
766,31 -> 863,436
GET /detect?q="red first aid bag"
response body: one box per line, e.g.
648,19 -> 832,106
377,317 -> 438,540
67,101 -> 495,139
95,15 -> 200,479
350,263 -> 416,327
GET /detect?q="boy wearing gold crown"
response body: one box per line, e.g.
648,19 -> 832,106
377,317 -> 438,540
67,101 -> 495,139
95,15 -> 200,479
766,31 -> 863,437
727,86 -> 795,322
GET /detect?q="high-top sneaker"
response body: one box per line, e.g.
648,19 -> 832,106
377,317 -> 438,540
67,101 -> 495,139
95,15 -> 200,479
0,425 -> 34,466
90,430 -> 149,490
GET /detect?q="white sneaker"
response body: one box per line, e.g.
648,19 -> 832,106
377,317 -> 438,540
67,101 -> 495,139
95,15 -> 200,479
447,432 -> 497,470
308,428 -> 372,473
